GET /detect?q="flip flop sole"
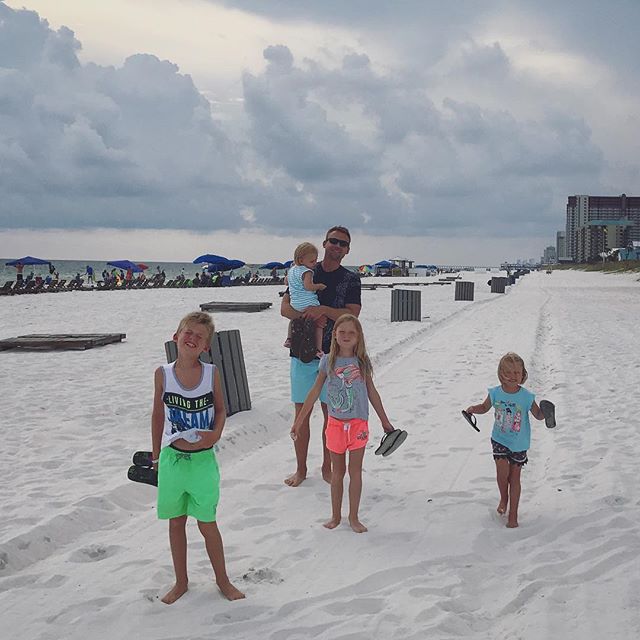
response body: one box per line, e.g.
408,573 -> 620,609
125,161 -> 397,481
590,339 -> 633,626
539,400 -> 556,428
382,430 -> 407,457
127,465 -> 158,487
461,410 -> 480,432
132,451 -> 152,466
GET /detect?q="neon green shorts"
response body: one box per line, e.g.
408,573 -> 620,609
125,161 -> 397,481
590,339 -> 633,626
157,446 -> 220,522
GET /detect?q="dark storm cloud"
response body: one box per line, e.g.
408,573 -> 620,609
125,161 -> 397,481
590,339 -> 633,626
1,1 -> 633,239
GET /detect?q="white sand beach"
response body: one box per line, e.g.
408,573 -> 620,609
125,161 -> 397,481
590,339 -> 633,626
1,270 -> 639,639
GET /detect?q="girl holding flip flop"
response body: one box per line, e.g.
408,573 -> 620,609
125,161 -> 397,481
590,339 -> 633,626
464,352 -> 555,529
291,314 -> 407,533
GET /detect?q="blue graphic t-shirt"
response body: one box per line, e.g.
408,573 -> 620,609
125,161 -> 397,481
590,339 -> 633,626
320,355 -> 369,421
489,385 -> 535,452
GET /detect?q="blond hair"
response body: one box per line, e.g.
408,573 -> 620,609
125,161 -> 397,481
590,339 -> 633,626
498,352 -> 528,385
176,311 -> 215,344
328,314 -> 373,378
294,242 -> 318,266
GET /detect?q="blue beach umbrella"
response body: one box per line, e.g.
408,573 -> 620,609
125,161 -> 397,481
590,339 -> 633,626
206,259 -> 245,272
261,261 -> 286,270
6,256 -> 51,266
416,264 -> 438,269
107,260 -> 144,272
283,260 -> 293,268
193,254 -> 229,265
374,260 -> 397,268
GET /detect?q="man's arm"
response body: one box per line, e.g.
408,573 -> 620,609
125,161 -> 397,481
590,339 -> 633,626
280,292 -> 303,321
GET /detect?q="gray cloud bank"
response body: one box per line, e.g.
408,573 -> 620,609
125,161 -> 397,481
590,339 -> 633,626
1,1 -> 636,240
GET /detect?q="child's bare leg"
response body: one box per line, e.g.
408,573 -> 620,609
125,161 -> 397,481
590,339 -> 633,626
506,464 -> 522,528
320,403 -> 332,483
347,447 -> 367,533
324,451 -> 345,529
285,403 -> 309,486
197,521 -> 245,600
495,459 -> 509,515
162,515 -> 189,604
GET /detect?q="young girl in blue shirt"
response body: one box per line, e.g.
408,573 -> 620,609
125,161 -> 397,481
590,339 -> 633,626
465,352 -> 554,528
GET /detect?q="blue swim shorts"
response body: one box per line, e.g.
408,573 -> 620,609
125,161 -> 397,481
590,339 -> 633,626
290,357 -> 328,404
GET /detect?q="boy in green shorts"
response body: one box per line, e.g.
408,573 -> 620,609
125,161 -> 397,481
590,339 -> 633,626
151,311 -> 245,603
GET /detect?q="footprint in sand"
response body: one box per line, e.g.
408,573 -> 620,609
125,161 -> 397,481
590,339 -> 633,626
241,567 -> 284,584
68,544 -> 121,563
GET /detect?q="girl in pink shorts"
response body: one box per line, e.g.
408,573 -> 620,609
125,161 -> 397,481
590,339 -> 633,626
291,314 -> 395,533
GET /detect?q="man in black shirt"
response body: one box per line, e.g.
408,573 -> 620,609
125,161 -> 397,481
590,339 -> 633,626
281,226 -> 362,487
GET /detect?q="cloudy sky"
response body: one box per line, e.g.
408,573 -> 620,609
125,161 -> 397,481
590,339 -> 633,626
1,1 -> 638,264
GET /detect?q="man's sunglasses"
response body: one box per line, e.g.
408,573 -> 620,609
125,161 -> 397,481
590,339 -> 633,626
326,237 -> 350,248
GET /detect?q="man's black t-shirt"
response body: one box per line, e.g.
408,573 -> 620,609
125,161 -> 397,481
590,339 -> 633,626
286,263 -> 361,356
314,263 -> 362,353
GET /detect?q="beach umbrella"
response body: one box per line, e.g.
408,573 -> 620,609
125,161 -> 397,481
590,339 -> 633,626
193,254 -> 229,265
107,260 -> 144,272
283,260 -> 293,268
374,260 -> 397,268
6,256 -> 51,266
206,259 -> 245,272
136,263 -> 149,270
261,261 -> 286,270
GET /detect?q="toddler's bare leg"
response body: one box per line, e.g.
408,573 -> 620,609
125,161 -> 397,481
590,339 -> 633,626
198,521 -> 245,600
324,452 -> 345,529
162,516 -> 189,604
495,459 -> 509,515
347,447 -> 367,532
506,464 -> 522,528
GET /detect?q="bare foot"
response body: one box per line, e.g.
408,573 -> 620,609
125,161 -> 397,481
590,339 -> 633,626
506,519 -> 519,528
284,471 -> 306,487
497,502 -> 507,515
161,582 -> 188,604
217,580 -> 246,601
321,465 -> 332,484
323,517 -> 341,529
349,519 -> 368,533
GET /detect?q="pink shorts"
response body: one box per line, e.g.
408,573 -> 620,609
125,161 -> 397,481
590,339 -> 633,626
325,417 -> 369,454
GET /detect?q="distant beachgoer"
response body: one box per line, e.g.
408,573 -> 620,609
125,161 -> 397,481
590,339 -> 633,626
14,262 -> 24,283
86,265 -> 94,284
150,311 -> 245,604
291,314 -> 397,533
280,225 -> 361,487
464,352 -> 555,528
125,267 -> 133,284
283,242 -> 327,358
48,263 -> 56,275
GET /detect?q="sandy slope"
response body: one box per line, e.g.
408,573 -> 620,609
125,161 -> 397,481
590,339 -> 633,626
1,270 -> 639,639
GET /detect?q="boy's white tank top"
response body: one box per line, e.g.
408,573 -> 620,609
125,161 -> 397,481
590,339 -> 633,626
161,362 -> 216,448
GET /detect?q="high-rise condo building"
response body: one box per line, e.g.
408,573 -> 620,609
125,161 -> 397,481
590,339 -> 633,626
565,194 -> 639,262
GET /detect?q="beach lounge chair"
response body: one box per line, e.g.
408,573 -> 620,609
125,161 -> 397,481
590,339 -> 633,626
0,281 -> 14,296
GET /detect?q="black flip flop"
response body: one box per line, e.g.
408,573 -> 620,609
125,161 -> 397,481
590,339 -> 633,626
539,400 -> 556,428
132,451 -> 152,467
127,465 -> 158,487
461,410 -> 480,432
374,429 -> 408,456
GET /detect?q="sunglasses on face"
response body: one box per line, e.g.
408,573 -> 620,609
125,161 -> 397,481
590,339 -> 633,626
326,237 -> 350,248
